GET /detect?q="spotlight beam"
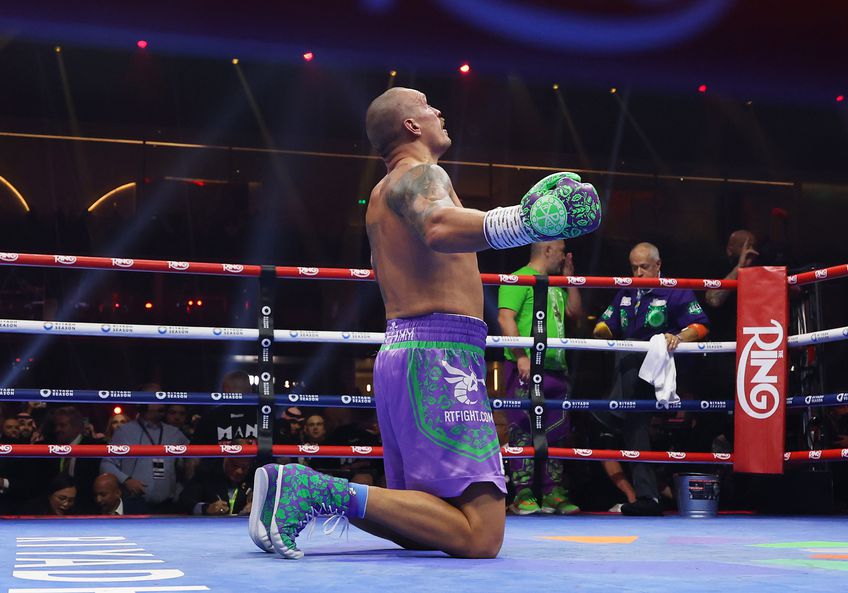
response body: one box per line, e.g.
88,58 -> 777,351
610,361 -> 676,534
588,87 -> 629,275
554,90 -> 591,169
232,62 -> 274,149
55,46 -> 94,198
611,91 -> 669,175
2,72 -> 287,389
572,86 -> 631,393
0,182 -> 181,388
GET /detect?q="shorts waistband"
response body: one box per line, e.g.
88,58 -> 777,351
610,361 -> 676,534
383,313 -> 488,350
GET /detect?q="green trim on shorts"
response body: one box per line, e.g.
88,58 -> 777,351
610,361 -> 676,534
405,348 -> 500,462
380,340 -> 484,356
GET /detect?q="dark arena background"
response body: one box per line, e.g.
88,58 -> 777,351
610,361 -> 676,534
1,2 -> 848,591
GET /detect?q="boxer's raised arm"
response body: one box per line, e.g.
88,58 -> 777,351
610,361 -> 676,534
386,164 -> 602,254
385,163 -> 489,253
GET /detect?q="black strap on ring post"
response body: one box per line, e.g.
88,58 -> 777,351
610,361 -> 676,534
529,274 -> 549,504
256,265 -> 276,466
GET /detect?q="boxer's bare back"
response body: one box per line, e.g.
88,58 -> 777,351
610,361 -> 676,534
367,160 -> 484,320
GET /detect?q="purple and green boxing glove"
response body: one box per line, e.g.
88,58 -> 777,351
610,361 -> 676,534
483,172 -> 602,249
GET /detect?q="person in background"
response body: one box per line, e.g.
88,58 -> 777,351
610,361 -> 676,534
698,229 -> 759,453
1,413 -> 44,512
328,409 -> 384,486
92,472 -> 147,516
165,404 -> 193,439
1,417 -> 19,443
303,414 -> 328,446
16,412 -> 36,444
180,446 -> 254,516
497,240 -> 583,515
101,403 -> 189,513
192,371 -> 257,445
42,406 -> 104,514
104,413 -> 129,442
593,242 -> 709,516
704,229 -> 759,314
24,473 -> 77,516
276,407 -> 305,445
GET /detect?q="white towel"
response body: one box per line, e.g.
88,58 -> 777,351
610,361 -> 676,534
638,334 -> 680,405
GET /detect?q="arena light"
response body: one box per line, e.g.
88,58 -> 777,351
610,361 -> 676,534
838,95 -> 845,103
0,175 -> 32,212
137,40 -> 148,49
389,70 -> 397,77
303,51 -> 314,62
113,406 -> 123,415
232,58 -> 239,65
54,46 -> 62,53
698,84 -> 707,93
164,176 -> 228,185
459,63 -> 471,74
196,299 -> 203,306
609,87 -> 617,94
144,302 -> 153,309
552,83 -> 559,91
87,182 -> 136,213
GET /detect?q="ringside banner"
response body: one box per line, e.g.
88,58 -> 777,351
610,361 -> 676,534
735,266 -> 787,474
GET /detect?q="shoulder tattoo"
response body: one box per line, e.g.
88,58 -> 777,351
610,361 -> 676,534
386,164 -> 455,238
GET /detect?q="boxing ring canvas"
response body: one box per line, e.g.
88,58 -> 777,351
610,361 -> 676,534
2,254 -> 848,592
1,515 -> 845,592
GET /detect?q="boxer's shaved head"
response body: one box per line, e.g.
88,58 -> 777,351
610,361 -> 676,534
366,87 -> 418,157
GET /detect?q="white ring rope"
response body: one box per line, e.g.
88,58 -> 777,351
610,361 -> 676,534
2,318 -> 847,352
788,326 -> 848,347
0,318 -> 734,352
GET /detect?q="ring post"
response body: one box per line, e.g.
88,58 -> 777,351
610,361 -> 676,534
257,265 -> 276,466
734,266 -> 788,474
530,274 -> 550,503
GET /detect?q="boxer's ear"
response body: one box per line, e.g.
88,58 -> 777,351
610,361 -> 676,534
403,117 -> 421,137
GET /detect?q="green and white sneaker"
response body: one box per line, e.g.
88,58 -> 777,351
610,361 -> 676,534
541,486 -> 580,515
248,463 -> 353,559
509,488 -> 541,515
248,463 -> 279,553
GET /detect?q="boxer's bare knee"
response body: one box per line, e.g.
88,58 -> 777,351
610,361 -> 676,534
449,481 -> 506,558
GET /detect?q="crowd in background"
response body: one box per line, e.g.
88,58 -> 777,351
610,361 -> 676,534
1,229 -> 846,517
2,391 -> 845,517
0,373 -> 383,517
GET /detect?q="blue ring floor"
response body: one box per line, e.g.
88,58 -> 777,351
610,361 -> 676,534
2,514 -> 847,592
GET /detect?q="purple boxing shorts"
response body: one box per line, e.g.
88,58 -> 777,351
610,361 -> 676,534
374,313 -> 506,498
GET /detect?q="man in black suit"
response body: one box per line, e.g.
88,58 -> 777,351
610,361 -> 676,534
38,406 -> 104,514
179,454 -> 254,516
93,473 -> 148,515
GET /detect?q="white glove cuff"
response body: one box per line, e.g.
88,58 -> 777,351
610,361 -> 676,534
483,205 -> 535,250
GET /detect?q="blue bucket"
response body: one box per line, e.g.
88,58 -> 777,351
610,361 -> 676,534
674,473 -> 720,518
